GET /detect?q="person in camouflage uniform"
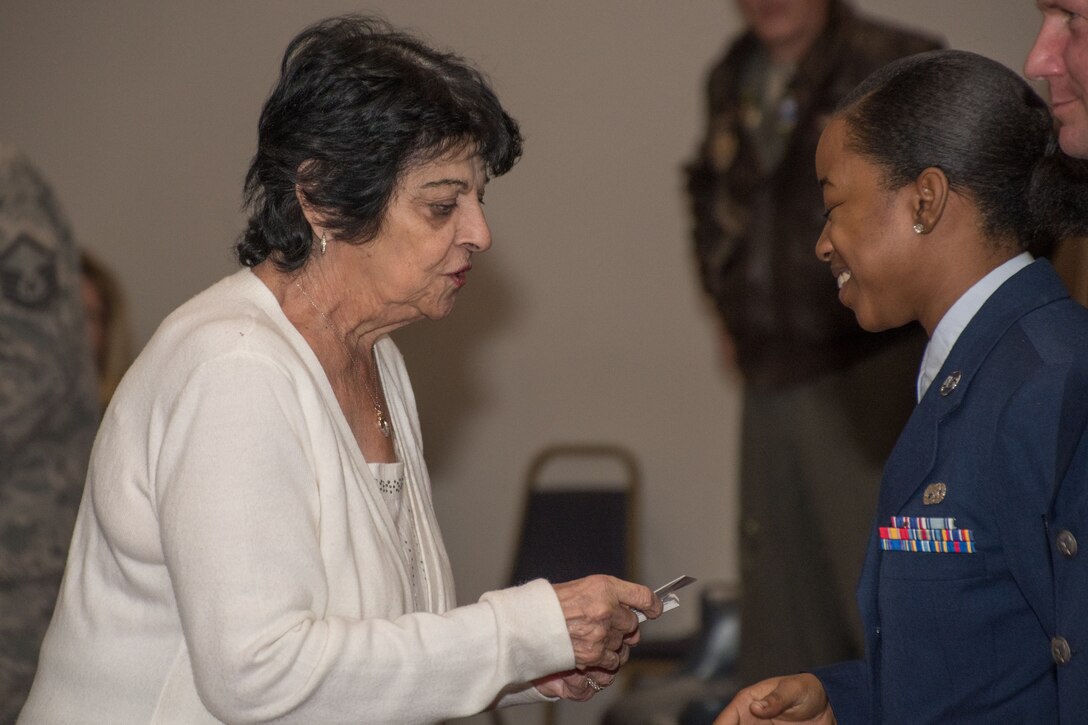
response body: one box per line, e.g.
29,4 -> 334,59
0,146 -> 98,723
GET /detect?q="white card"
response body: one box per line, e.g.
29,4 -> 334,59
635,575 -> 697,622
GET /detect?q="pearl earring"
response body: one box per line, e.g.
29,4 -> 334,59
913,223 -> 926,234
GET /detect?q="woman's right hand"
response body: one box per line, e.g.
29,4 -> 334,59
551,574 -> 661,671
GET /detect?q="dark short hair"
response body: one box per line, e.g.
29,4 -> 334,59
237,14 -> 523,270
836,49 -> 1088,253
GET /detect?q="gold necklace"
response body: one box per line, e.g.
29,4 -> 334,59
294,279 -> 392,438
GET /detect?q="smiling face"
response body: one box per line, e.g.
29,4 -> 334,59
341,147 -> 492,324
1026,0 -> 1088,158
813,118 -> 927,333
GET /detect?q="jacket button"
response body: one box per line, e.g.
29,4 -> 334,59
1051,636 -> 1072,665
1056,530 -> 1078,558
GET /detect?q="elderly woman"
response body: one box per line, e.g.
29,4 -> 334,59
20,15 -> 660,724
715,50 -> 1088,724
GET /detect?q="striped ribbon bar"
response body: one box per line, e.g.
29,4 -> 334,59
879,527 -> 972,542
890,516 -> 956,529
880,539 -> 976,553
880,517 -> 975,553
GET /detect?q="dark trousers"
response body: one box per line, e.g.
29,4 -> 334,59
738,333 -> 921,684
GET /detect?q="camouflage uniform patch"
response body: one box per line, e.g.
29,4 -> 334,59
0,234 -> 59,309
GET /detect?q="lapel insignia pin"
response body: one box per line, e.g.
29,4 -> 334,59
923,482 -> 947,505
939,371 -> 961,396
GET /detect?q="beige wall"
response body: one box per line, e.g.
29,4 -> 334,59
0,0 -> 1042,676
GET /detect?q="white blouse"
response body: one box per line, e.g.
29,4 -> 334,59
370,460 -> 428,611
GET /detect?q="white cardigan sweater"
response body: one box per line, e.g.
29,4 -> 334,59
20,269 -> 573,724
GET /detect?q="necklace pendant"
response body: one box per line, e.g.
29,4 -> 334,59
375,408 -> 392,438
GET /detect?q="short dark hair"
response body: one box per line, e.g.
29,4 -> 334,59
237,14 -> 523,270
836,49 -> 1088,253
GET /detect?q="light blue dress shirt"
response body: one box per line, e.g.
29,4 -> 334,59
916,252 -> 1035,401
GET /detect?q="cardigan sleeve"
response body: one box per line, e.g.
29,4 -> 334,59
154,352 -> 573,723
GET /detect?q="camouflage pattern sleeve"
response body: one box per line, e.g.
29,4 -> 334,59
0,146 -> 99,721
0,145 -> 99,579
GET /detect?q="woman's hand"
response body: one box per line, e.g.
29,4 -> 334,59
533,666 -> 618,701
552,574 -> 661,671
713,674 -> 836,724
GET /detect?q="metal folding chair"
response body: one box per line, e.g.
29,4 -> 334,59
492,443 -> 638,725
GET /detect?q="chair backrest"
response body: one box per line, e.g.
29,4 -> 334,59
508,443 -> 639,586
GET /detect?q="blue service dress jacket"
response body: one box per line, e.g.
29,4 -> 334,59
812,260 -> 1088,724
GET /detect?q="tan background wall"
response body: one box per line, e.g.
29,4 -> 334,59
0,1 -> 1041,720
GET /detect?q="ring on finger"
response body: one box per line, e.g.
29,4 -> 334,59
585,676 -> 605,693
